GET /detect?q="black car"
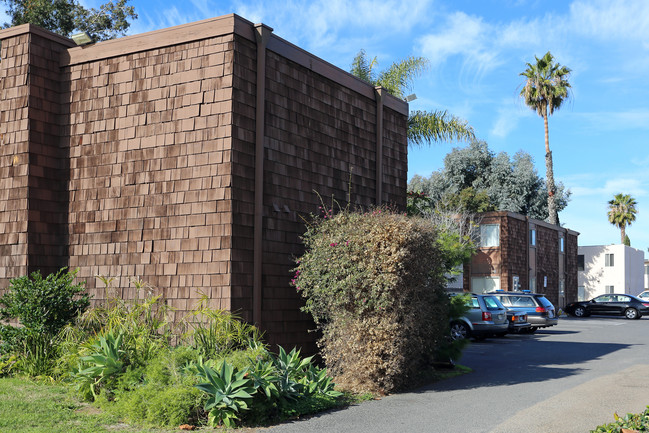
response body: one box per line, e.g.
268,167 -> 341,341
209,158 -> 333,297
565,294 -> 649,319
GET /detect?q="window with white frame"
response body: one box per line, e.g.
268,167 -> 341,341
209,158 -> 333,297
530,229 -> 536,246
605,253 -> 614,267
578,286 -> 585,301
529,276 -> 536,293
471,276 -> 500,293
605,285 -> 614,294
480,224 -> 500,247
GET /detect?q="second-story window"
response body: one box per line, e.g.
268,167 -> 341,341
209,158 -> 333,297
530,229 -> 536,246
480,224 -> 500,247
605,253 -> 614,267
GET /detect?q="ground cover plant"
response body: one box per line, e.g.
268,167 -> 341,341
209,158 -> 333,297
592,408 -> 649,433
0,270 -> 346,429
292,205 -> 458,394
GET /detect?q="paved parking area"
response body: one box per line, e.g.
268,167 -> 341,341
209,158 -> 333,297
263,316 -> 649,433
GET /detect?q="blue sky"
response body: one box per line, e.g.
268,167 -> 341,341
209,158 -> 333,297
5,0 -> 647,253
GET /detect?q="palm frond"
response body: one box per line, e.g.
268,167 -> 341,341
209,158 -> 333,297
376,56 -> 429,99
350,49 -> 378,85
407,110 -> 476,147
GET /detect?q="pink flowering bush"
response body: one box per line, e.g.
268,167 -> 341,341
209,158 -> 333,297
292,207 -> 449,393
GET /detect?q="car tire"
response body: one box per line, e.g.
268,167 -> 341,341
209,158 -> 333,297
450,322 -> 470,340
624,308 -> 640,320
573,306 -> 587,317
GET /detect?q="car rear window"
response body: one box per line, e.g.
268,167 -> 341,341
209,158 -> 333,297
483,296 -> 503,310
507,296 -> 536,307
536,296 -> 554,308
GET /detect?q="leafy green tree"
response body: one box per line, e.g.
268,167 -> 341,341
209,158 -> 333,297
2,0 -> 137,41
607,193 -> 638,244
408,140 -> 570,220
519,51 -> 572,225
350,49 -> 476,147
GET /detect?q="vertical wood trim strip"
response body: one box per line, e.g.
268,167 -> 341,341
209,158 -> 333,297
375,87 -> 384,204
253,24 -> 272,327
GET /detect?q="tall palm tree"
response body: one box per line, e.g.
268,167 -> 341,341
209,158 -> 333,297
607,193 -> 638,244
350,49 -> 476,147
519,51 -> 571,226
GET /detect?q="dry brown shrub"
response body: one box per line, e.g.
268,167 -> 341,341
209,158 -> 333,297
293,208 -> 449,394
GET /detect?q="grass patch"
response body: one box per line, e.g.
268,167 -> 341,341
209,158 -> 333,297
0,377 -> 169,433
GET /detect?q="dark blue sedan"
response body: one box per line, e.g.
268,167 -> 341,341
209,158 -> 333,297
566,294 -> 649,320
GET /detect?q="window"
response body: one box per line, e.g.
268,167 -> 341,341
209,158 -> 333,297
577,255 -> 584,271
483,296 -> 502,310
605,253 -> 614,267
605,285 -> 614,294
559,237 -> 565,253
645,264 -> 649,275
529,229 -> 536,246
578,286 -> 585,301
529,276 -> 536,293
471,276 -> 500,293
480,224 -> 500,247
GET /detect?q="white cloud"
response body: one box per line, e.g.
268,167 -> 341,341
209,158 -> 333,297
490,101 -> 531,138
569,0 -> 649,44
417,12 -> 495,67
233,0 -> 434,51
566,174 -> 647,199
572,110 -> 649,132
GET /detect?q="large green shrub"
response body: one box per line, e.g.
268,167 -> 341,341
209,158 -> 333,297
0,268 -> 90,375
292,207 -> 450,393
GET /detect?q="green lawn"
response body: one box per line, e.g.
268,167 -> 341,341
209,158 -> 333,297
0,378 -> 178,433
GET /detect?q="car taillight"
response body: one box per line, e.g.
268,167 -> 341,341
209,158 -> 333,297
482,311 -> 492,321
643,303 -> 649,307
536,307 -> 547,313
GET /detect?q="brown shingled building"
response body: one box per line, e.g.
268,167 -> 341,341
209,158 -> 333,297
0,14 -> 409,350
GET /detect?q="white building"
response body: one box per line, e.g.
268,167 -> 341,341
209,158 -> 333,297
578,245 -> 645,301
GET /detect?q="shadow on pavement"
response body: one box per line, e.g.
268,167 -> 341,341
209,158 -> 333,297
416,339 -> 633,392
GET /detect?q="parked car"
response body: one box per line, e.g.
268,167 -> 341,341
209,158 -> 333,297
488,291 -> 558,332
507,310 -> 532,334
450,294 -> 508,340
565,294 -> 649,319
637,290 -> 649,301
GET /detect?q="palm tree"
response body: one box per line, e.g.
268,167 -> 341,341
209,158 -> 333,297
350,49 -> 475,147
607,194 -> 638,244
519,51 -> 571,226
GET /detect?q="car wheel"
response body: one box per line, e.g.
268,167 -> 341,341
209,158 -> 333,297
527,327 -> 538,333
450,322 -> 470,340
573,306 -> 587,317
624,308 -> 639,320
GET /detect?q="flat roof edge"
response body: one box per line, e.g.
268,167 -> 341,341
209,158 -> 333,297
0,23 -> 76,47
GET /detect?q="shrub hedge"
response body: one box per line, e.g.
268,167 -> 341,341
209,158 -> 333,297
292,207 -> 450,393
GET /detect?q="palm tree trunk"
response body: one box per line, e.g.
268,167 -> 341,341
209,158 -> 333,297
621,225 -> 626,244
543,112 -> 558,225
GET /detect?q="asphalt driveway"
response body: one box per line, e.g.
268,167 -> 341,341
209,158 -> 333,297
262,316 -> 649,433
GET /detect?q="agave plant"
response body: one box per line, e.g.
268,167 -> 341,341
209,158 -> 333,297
74,331 -> 125,400
301,363 -> 343,398
270,346 -> 314,401
194,360 -> 256,428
